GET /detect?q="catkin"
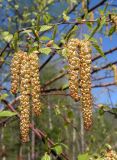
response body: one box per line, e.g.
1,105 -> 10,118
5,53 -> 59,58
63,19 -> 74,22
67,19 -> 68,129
79,40 -> 92,130
112,65 -> 117,85
29,52 -> 41,115
20,53 -> 30,142
105,149 -> 117,160
67,39 -> 80,101
10,51 -> 24,94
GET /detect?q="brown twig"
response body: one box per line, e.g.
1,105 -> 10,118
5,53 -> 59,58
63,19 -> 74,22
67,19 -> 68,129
1,99 -> 69,160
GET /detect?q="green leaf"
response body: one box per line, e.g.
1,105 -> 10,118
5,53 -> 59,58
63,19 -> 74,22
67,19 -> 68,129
84,34 -> 98,43
108,25 -> 116,36
41,153 -> 51,160
63,12 -> 70,21
52,25 -> 58,40
77,153 -> 90,160
21,29 -> 32,34
92,41 -> 105,57
88,19 -> 100,40
0,94 -> 8,101
40,36 -> 50,41
53,44 -> 60,49
67,110 -> 73,119
0,111 -> 17,117
39,48 -> 51,55
2,31 -> 13,42
40,25 -> 53,32
12,32 -> 19,51
53,145 -> 62,155
62,83 -> 69,90
61,48 -> 67,57
65,25 -> 78,42
98,16 -> 106,31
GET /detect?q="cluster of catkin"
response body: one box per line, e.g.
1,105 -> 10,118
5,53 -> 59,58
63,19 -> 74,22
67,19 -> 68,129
11,51 -> 41,142
66,39 -> 92,130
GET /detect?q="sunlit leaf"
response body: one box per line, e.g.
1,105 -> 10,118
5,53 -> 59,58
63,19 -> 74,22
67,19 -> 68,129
77,153 -> 90,160
39,48 -> 51,55
41,153 -> 51,160
0,111 -> 17,117
108,25 -> 116,36
53,145 -> 62,155
40,25 -> 53,32
92,41 -> 105,57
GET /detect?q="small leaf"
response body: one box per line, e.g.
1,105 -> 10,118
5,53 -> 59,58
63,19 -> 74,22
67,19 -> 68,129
77,153 -> 89,160
2,31 -> 13,42
21,29 -> 32,34
108,25 -> 116,36
53,44 -> 60,49
92,41 -> 105,57
41,153 -> 51,160
61,48 -> 67,57
52,25 -> 58,40
62,83 -> 69,90
0,111 -> 17,117
0,94 -> 8,101
98,16 -> 106,31
63,12 -> 70,21
40,36 -> 50,41
88,19 -> 100,40
53,145 -> 62,155
39,48 -> 51,55
67,110 -> 73,119
40,25 -> 53,32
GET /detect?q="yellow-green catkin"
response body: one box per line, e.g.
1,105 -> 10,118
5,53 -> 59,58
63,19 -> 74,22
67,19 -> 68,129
20,53 -> 30,142
10,51 -> 24,94
112,65 -> 117,85
29,52 -> 41,116
67,39 -> 80,101
79,41 -> 92,130
105,148 -> 117,160
111,14 -> 117,30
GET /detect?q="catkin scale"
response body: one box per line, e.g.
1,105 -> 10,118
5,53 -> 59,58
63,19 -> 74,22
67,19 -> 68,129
29,52 -> 41,116
79,41 -> 92,130
10,51 -> 24,94
20,54 -> 30,142
67,39 -> 80,101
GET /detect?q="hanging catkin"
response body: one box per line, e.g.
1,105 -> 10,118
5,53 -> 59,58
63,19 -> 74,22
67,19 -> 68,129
79,40 -> 92,130
29,52 -> 41,115
111,14 -> 117,30
20,53 -> 30,142
10,51 -> 24,94
105,148 -> 117,160
112,64 -> 117,85
67,39 -> 80,101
